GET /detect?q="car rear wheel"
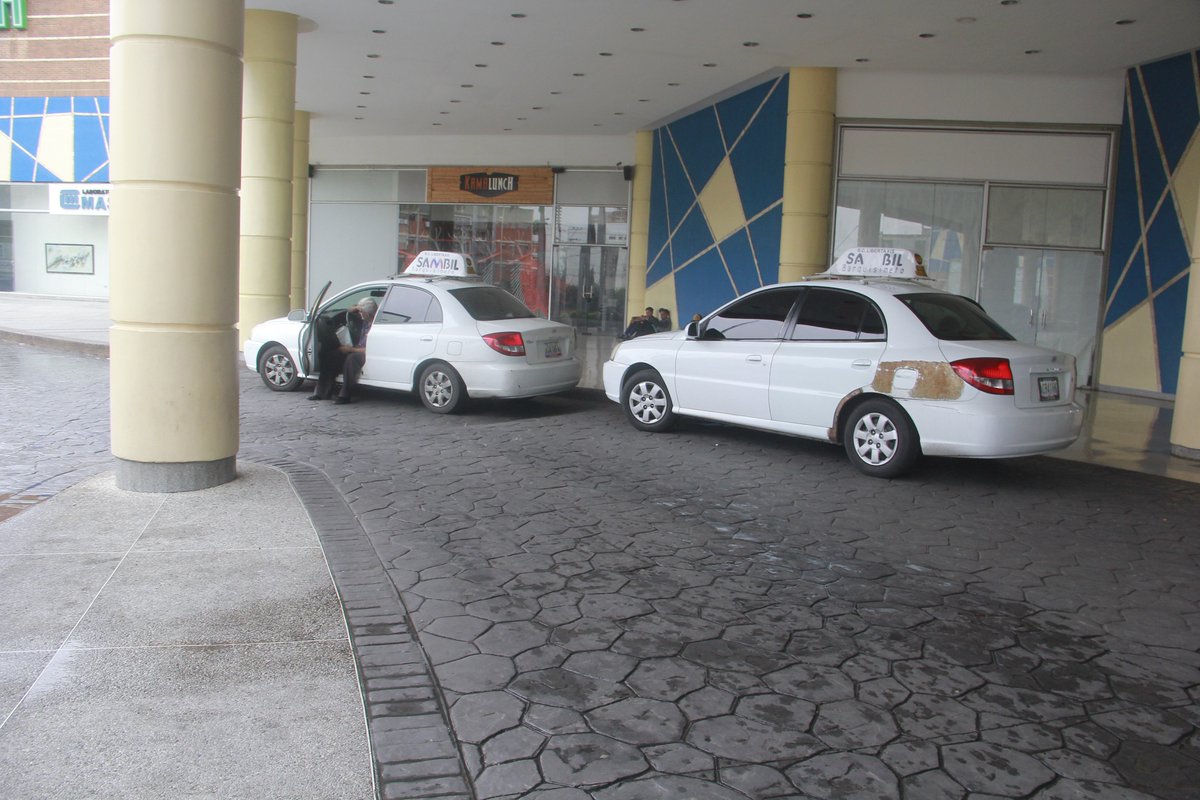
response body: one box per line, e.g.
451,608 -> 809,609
258,344 -> 304,392
622,369 -> 676,432
843,398 -> 920,478
419,362 -> 466,414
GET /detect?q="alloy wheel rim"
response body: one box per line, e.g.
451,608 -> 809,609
630,382 -> 666,423
853,412 -> 898,465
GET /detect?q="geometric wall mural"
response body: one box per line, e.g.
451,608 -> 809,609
1103,50 -> 1198,395
646,74 -> 787,321
0,96 -> 110,183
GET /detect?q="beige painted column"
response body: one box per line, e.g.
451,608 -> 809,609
779,67 -> 836,282
626,130 -> 654,318
109,0 -> 243,491
290,109 -> 310,309
239,10 -> 297,338
1170,186 -> 1200,459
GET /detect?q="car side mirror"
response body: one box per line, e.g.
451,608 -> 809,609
287,309 -> 307,322
685,321 -> 699,339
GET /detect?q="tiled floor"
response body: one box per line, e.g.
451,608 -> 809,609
1053,389 -> 1200,484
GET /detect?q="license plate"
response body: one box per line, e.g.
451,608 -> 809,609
1038,376 -> 1060,402
544,340 -> 562,359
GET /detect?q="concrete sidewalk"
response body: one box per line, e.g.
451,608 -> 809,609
0,463 -> 374,799
0,292 -> 110,356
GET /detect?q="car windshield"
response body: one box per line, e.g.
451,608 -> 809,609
898,293 -> 1015,341
449,286 -> 536,321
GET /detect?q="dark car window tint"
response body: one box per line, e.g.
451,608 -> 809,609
449,286 -> 536,321
705,288 -> 800,340
377,285 -> 440,325
790,288 -> 884,342
899,293 -> 1015,341
320,287 -> 387,320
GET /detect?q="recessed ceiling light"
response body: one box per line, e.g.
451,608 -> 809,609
600,52 -> 613,56
356,104 -> 366,108
491,41 -> 504,46
355,116 -> 364,120
378,0 -> 394,4
796,12 -> 813,19
439,111 -> 450,115
532,106 -> 543,110
511,13 -> 526,18
956,17 -> 977,24
918,33 -> 935,39
855,58 -> 870,63
702,63 -> 717,67
550,91 -> 562,95
367,54 -> 380,59
573,72 -> 585,77
461,84 -> 474,88
359,91 -> 370,95
1024,49 -> 1041,54
630,27 -> 645,32
363,75 -> 375,79
433,123 -> 442,126
613,112 -> 624,115
504,127 -> 512,131
667,82 -> 680,86
638,98 -> 650,102
371,29 -> 385,34
743,42 -> 759,47
1115,18 -> 1135,25
1001,0 -> 1018,5
450,99 -> 461,103
593,123 -> 602,127
475,63 -> 488,68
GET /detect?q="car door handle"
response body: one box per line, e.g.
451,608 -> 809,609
852,359 -> 873,368
420,336 -> 434,342
746,354 -> 763,363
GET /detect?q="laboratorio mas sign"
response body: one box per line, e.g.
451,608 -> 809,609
50,184 -> 111,215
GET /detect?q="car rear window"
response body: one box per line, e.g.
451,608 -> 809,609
449,286 -> 536,321
898,293 -> 1015,341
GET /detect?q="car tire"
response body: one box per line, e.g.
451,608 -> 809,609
621,369 -> 676,432
258,344 -> 305,392
419,362 -> 467,414
843,398 -> 920,478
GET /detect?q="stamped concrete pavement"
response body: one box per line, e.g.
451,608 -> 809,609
4,339 -> 1200,799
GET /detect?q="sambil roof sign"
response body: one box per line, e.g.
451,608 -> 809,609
403,250 -> 478,278
824,247 -> 924,279
1,0 -> 28,30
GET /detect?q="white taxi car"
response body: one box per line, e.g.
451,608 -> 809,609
603,248 -> 1083,477
244,251 -> 581,413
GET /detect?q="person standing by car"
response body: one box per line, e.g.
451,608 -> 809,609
334,297 -> 378,405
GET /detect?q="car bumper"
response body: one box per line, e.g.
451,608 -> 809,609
242,340 -> 262,371
458,358 -> 582,398
602,360 -> 626,402
905,398 -> 1084,458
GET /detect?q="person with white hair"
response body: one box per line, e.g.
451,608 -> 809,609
332,296 -> 377,404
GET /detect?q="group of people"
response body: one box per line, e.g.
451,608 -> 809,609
308,296 -> 377,404
621,306 -> 673,339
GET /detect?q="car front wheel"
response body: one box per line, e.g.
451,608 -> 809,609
843,398 -> 920,478
621,369 -> 676,432
258,344 -> 304,392
419,362 -> 466,414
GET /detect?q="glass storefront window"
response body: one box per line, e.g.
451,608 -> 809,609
552,206 -> 628,336
986,185 -> 1105,250
834,180 -> 984,296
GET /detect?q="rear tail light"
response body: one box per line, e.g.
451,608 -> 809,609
951,357 -> 1014,395
483,332 -> 526,356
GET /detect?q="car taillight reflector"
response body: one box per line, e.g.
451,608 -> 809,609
483,332 -> 526,356
951,357 -> 1014,395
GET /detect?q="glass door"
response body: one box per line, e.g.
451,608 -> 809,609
551,206 -> 628,336
979,247 -> 1104,385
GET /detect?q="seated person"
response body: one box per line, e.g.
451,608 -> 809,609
620,312 -> 658,339
655,308 -> 673,332
334,297 -> 378,405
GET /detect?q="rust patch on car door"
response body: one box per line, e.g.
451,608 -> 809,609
872,361 -> 963,400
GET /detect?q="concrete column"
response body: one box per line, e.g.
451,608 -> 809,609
1170,183 -> 1200,459
779,67 -> 836,282
239,10 -> 297,339
108,0 -> 243,491
626,130 -> 654,318
290,109 -> 310,310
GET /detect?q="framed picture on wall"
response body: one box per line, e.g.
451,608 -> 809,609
45,243 -> 94,275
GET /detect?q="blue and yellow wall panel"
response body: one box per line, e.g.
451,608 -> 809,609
0,96 -> 110,183
646,74 -> 787,320
1102,51 -> 1199,395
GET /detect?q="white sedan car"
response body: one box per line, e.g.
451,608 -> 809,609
244,251 -> 581,413
603,248 -> 1083,477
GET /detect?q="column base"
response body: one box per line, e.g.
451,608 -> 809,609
1170,443 -> 1200,461
115,456 -> 237,492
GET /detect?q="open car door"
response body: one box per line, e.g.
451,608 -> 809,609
299,281 -> 333,376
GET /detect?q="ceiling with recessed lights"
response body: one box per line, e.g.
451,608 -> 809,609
245,0 -> 1200,138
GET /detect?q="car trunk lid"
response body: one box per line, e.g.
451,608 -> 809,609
939,340 -> 1075,409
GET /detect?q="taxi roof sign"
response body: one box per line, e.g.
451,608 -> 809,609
403,251 -> 478,278
824,247 -> 925,279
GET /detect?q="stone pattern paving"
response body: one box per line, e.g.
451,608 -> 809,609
6,341 -> 1200,799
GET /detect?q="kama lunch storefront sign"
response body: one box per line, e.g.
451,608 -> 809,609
427,166 -> 554,205
1,0 -> 28,30
50,184 -> 111,215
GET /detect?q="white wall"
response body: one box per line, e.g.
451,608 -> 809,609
307,202 -> 399,306
12,212 -> 109,297
309,133 -> 635,170
837,71 -> 1127,126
